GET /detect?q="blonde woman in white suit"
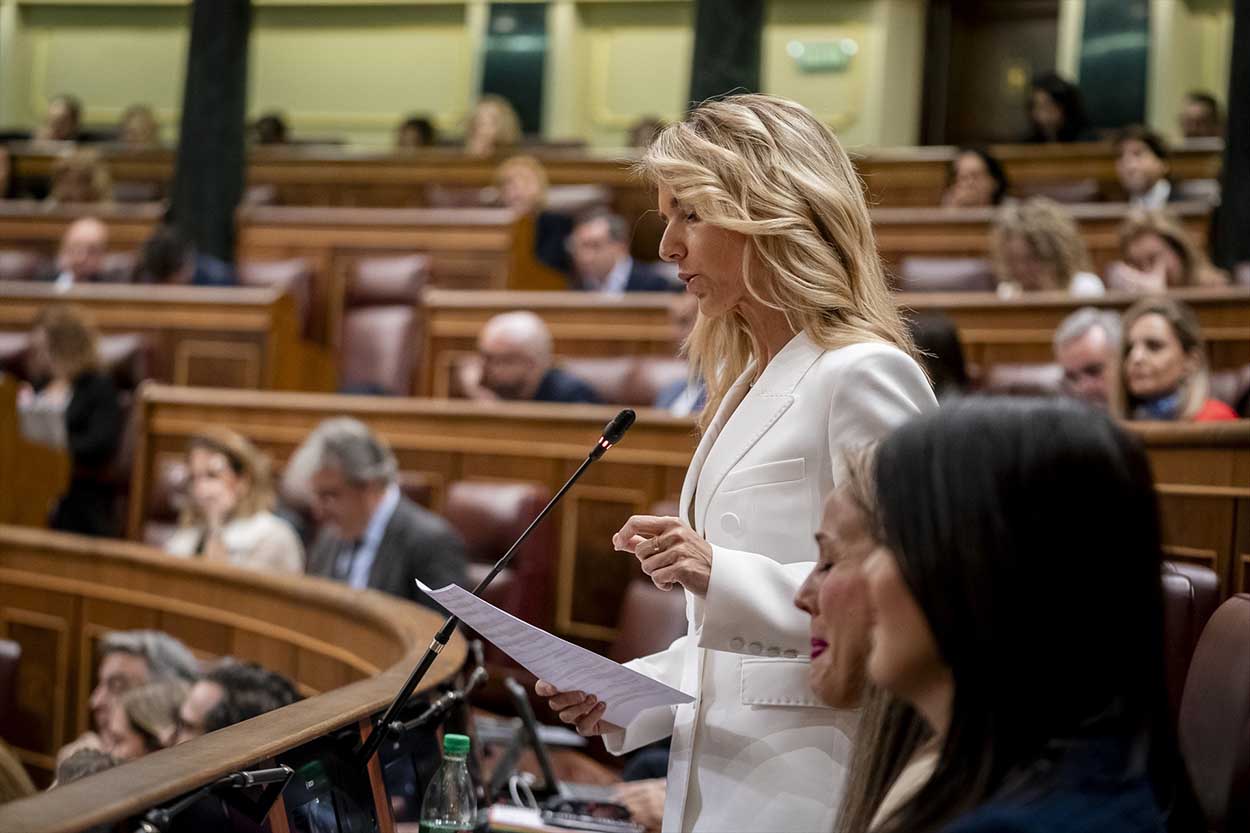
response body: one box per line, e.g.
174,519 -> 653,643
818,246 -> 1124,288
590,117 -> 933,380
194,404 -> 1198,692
536,94 -> 937,833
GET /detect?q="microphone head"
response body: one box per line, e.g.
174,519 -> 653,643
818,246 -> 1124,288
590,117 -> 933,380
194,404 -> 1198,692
602,409 -> 636,444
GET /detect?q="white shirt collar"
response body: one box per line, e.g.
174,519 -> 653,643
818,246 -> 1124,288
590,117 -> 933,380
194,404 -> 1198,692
601,256 -> 634,295
363,483 -> 401,547
1133,179 -> 1171,209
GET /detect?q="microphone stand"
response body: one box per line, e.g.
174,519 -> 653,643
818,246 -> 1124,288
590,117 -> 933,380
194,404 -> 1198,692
354,409 -> 636,770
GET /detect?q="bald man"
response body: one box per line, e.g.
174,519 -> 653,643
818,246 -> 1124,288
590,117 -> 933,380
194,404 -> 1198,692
42,217 -> 109,288
463,311 -> 600,404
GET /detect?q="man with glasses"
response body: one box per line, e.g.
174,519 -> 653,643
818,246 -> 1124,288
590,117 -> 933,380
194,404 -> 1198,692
460,310 -> 600,405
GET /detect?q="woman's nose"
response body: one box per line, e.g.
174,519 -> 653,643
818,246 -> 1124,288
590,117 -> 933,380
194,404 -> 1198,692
658,228 -> 684,263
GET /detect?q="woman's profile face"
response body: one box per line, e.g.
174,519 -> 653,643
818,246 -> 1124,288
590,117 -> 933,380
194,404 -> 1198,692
794,489 -> 877,709
1125,232 -> 1185,287
1124,313 -> 1194,401
863,546 -> 951,720
187,447 -> 246,525
656,184 -> 748,319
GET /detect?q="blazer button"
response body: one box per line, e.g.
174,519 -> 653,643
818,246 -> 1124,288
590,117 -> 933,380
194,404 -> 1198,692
747,641 -> 763,655
720,512 -> 742,535
782,649 -> 798,658
766,646 -> 780,657
730,637 -> 744,651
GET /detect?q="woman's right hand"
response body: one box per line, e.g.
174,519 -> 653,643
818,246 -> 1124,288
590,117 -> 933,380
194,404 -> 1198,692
534,680 -> 622,737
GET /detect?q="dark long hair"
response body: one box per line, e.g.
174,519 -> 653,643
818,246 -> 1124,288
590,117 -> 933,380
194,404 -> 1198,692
1027,72 -> 1092,142
948,147 -> 1009,205
870,398 -> 1200,832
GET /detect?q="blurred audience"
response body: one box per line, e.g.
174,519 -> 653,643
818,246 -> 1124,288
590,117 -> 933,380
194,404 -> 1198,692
568,207 -> 677,293
1107,209 -> 1228,291
100,679 -> 187,762
165,428 -> 304,573
1053,307 -> 1119,409
35,94 -> 83,143
1179,91 -> 1222,139
251,112 -> 289,146
990,197 -> 1105,296
51,747 -> 116,789
18,305 -> 123,536
460,310 -> 600,404
1115,126 -> 1177,209
465,95 -> 521,157
117,104 -> 160,148
0,144 -> 12,199
47,149 -> 112,205
627,116 -> 666,149
494,155 -> 576,275
285,418 -> 468,610
1025,72 -> 1094,143
173,659 -> 301,744
654,293 -> 705,415
906,311 -> 970,399
134,223 -> 236,286
39,216 -> 109,287
861,399 -> 1202,832
396,115 -> 437,149
942,147 -> 1008,208
1115,297 -> 1236,422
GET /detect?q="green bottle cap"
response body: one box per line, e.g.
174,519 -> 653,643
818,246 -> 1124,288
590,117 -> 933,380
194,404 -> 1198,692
443,733 -> 470,756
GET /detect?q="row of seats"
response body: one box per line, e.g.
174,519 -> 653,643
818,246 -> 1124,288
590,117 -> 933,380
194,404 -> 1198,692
897,255 -> 1250,292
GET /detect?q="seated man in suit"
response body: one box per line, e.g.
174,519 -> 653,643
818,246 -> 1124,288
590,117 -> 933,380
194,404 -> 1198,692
40,216 -> 108,287
287,418 -> 468,611
567,207 -> 679,293
654,293 -> 705,416
459,311 -> 600,404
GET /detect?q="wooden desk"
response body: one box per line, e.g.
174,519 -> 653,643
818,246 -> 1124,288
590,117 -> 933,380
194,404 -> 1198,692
418,287 -> 1250,396
0,199 -> 161,255
0,376 -> 69,528
0,524 -> 463,814
129,386 -> 696,643
127,386 -> 1248,645
0,282 -> 326,390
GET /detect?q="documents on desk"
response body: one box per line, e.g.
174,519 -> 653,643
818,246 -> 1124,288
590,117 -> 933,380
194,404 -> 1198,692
417,582 -> 692,726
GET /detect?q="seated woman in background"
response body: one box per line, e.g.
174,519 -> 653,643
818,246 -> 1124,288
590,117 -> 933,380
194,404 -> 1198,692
46,148 -> 112,205
941,147 -> 1008,209
465,95 -> 521,157
100,680 -> 188,762
861,398 -> 1202,833
165,428 -> 305,573
395,114 -> 437,149
18,305 -> 123,536
991,197 -> 1105,296
1114,297 -> 1237,422
117,104 -> 160,148
495,154 -> 574,275
1024,72 -> 1095,143
1107,209 -> 1229,291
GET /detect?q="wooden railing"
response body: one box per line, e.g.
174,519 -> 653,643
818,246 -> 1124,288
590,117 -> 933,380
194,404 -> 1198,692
0,525 -> 464,833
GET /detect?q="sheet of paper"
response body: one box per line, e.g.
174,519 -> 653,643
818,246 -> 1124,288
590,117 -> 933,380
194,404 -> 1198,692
417,581 -> 692,726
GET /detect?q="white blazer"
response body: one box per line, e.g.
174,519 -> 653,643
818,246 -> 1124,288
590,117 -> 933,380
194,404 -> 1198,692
604,333 -> 937,833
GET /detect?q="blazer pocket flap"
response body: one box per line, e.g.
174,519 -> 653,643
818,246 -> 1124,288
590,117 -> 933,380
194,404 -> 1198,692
740,657 -> 828,708
721,457 -> 806,493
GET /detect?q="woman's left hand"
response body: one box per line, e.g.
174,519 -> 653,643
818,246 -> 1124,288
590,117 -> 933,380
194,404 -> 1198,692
613,515 -> 713,596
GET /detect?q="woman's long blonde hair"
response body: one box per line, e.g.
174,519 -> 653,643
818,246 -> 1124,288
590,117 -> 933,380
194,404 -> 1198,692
990,197 -> 1092,291
180,427 -> 277,528
1118,209 -> 1229,288
636,94 -> 915,429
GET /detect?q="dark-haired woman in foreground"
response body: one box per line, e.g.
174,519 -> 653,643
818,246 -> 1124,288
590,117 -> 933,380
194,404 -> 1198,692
861,399 -> 1202,833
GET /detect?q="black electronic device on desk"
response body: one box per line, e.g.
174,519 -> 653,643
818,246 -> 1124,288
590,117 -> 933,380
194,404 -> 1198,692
491,677 -> 642,833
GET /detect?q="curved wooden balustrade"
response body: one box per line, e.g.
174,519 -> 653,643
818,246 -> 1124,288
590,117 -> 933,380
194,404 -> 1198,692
0,525 -> 465,833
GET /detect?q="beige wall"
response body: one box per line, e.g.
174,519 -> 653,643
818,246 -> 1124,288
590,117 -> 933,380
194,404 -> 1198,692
1148,0 -> 1232,141
0,0 -> 928,149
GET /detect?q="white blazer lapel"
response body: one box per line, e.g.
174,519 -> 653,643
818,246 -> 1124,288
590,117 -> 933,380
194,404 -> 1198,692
679,370 -> 751,530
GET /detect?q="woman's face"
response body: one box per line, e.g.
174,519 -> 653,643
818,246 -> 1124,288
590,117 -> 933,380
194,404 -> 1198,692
863,546 -> 952,726
948,153 -> 996,208
1030,89 -> 1064,138
499,165 -> 543,213
656,184 -> 749,319
794,489 -> 877,708
1116,139 -> 1168,198
1125,232 -> 1185,287
1001,233 -> 1058,291
100,704 -> 152,762
1124,313 -> 1195,401
187,447 -> 246,525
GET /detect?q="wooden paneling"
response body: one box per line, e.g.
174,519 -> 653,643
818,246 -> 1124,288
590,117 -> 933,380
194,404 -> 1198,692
0,375 -> 69,528
127,386 -> 1250,646
0,282 -> 325,391
0,524 -> 463,831
128,386 -> 696,642
419,287 -> 1250,396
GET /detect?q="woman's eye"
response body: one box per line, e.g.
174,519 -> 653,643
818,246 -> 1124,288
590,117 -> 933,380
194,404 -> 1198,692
685,211 -> 698,222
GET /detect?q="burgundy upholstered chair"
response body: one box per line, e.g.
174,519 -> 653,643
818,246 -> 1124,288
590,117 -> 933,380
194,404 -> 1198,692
609,578 -> 688,665
558,356 -> 638,405
0,331 -> 28,377
0,250 -> 50,282
237,258 -> 315,337
1179,594 -> 1250,832
1210,364 -> 1250,417
978,363 -> 1064,397
897,257 -> 996,293
143,457 -> 188,547
339,255 -> 429,395
622,357 -> 689,408
1160,562 -> 1221,721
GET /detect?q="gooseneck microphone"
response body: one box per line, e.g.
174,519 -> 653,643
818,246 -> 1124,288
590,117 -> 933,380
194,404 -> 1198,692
135,766 -> 295,833
354,409 -> 636,770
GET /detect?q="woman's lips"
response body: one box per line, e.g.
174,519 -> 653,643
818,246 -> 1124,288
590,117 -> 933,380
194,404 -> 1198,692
810,638 -> 829,659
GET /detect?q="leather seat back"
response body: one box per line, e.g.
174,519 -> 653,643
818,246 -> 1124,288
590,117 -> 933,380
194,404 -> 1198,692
898,257 -> 996,293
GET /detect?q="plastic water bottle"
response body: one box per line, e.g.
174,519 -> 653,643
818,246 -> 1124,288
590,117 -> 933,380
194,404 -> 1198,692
419,733 -> 477,833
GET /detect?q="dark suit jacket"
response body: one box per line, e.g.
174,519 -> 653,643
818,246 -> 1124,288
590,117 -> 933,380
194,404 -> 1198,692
306,495 -> 468,613
534,367 -> 600,405
624,260 -> 681,293
49,371 -> 122,537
